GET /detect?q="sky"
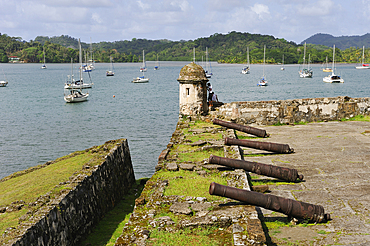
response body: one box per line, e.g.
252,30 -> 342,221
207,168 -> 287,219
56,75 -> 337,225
0,0 -> 369,44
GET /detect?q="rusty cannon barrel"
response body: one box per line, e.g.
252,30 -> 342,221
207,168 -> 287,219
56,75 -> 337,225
209,182 -> 330,223
209,155 -> 303,182
213,118 -> 269,138
225,137 -> 294,154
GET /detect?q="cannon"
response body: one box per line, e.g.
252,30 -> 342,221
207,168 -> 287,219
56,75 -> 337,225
225,137 -> 294,154
209,182 -> 330,223
209,155 -> 303,182
213,118 -> 269,138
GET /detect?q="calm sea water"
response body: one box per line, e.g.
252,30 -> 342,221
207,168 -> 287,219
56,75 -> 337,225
0,62 -> 369,180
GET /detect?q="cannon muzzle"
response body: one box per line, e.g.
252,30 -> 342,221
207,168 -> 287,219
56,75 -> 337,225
213,118 -> 269,138
209,155 -> 303,182
209,182 -> 330,223
225,137 -> 294,154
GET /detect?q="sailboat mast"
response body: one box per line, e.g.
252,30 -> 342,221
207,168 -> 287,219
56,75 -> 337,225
247,47 -> 250,66
263,45 -> 266,77
193,47 -> 195,62
79,39 -> 82,81
142,50 -> 145,68
332,45 -> 335,72
303,42 -> 306,67
362,46 -> 365,64
206,47 -> 209,71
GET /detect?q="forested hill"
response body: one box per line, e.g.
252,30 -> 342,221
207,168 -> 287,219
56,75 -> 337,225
302,33 -> 370,49
34,32 -> 298,63
1,32 -> 370,64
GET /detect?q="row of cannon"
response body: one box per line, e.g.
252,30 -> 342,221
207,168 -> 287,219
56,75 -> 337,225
208,119 -> 330,223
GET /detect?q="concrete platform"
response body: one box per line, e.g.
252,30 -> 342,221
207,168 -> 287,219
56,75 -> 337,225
242,121 -> 370,245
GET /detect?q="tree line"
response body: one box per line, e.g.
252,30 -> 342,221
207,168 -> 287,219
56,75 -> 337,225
0,32 -> 369,64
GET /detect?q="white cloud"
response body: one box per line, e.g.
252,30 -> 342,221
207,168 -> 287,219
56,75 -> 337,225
250,3 -> 270,19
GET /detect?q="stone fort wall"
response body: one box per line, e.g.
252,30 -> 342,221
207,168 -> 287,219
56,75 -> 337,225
9,139 -> 135,246
209,96 -> 370,125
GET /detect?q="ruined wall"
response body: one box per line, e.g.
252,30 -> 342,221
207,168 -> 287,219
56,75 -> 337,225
10,139 -> 135,246
210,96 -> 370,125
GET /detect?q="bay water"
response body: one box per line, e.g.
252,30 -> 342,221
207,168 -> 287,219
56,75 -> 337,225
0,61 -> 369,180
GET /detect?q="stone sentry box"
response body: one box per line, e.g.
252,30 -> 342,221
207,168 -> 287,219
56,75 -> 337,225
177,62 -> 209,116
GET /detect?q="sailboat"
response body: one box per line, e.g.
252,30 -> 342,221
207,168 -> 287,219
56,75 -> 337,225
0,67 -> 8,87
257,45 -> 268,86
322,56 -> 332,72
83,38 -> 95,72
242,47 -> 250,74
64,47 -> 89,103
133,51 -> 149,82
205,47 -> 212,78
140,50 -> 147,72
106,56 -> 114,76
323,45 -> 344,83
299,42 -> 313,78
355,46 -> 370,69
41,47 -> 47,69
281,54 -> 285,70
154,54 -> 160,70
132,71 -> 149,83
64,39 -> 93,89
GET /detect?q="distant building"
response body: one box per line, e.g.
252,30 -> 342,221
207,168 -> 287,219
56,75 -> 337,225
9,56 -> 20,63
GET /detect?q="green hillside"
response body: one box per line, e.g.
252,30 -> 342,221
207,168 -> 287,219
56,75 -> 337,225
1,32 -> 370,64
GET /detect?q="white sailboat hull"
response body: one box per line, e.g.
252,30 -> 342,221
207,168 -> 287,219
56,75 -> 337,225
0,81 -> 8,87
323,74 -> 344,83
132,77 -> 149,83
355,65 -> 370,69
64,92 -> 89,102
64,82 -> 93,89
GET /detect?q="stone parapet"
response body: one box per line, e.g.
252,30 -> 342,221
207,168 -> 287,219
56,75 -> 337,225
209,96 -> 370,125
5,139 -> 135,246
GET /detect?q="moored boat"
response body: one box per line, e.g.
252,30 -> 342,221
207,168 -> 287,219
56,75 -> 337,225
0,80 -> 8,87
355,46 -> 370,69
64,90 -> 89,103
258,45 -> 268,86
64,40 -> 93,89
106,56 -> 115,76
132,74 -> 149,83
323,45 -> 343,83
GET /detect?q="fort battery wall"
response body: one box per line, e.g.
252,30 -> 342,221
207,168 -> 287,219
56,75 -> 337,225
209,96 -> 370,125
3,139 -> 135,246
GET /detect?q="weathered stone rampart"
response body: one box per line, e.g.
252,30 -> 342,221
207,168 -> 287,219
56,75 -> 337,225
210,96 -> 370,125
5,139 -> 135,246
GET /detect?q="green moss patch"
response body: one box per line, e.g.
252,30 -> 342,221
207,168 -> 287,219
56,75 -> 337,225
147,226 -> 233,246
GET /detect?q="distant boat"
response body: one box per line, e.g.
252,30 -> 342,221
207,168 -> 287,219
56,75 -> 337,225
0,80 -> 8,87
64,89 -> 89,103
322,56 -> 332,72
323,45 -> 344,83
140,50 -> 147,72
64,39 -> 93,90
64,52 -> 89,103
83,38 -> 95,72
299,42 -> 313,78
257,45 -> 268,86
0,67 -> 8,87
205,47 -> 213,78
132,74 -> 149,83
154,54 -> 160,70
41,47 -> 47,69
355,46 -> 370,69
242,47 -> 250,74
281,54 -> 285,71
106,56 -> 115,76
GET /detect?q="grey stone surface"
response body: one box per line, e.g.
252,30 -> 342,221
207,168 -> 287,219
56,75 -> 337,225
248,121 -> 370,245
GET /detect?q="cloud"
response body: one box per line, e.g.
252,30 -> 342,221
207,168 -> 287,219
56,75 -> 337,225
250,3 -> 270,19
